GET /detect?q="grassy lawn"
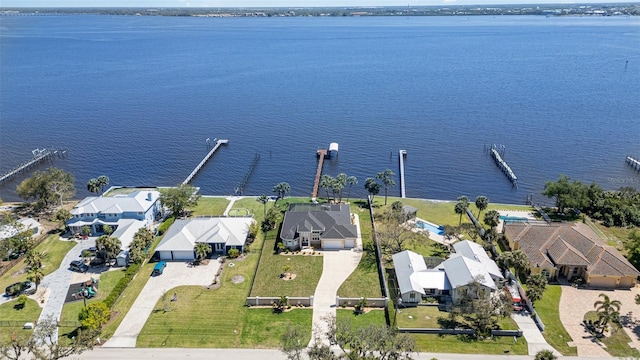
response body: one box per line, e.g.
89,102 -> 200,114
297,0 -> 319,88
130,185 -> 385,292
104,187 -> 158,196
0,234 -> 76,292
58,268 -> 126,336
191,196 -> 230,217
241,308 -> 313,348
396,306 -> 441,328
534,285 -> 578,356
250,231 -> 323,297
336,308 -> 387,327
383,197 -> 470,227
584,311 -> 640,358
410,332 -> 528,355
338,200 -> 382,298
0,297 -> 42,342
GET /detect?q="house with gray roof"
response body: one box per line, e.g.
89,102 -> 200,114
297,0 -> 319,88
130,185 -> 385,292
504,222 -> 639,289
155,217 -> 254,261
280,203 -> 357,250
392,240 -> 503,305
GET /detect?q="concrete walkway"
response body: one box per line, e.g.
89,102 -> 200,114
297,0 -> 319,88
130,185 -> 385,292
308,213 -> 363,346
223,196 -> 242,216
103,260 -> 220,348
35,236 -> 97,339
511,312 -> 560,356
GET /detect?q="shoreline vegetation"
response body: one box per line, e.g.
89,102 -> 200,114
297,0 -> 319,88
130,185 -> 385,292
1,4 -> 639,17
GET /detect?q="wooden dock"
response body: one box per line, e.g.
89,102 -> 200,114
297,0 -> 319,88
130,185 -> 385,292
490,146 -> 518,187
399,150 -> 407,198
234,152 -> 260,195
626,156 -> 640,171
311,149 -> 328,199
0,148 -> 67,186
183,139 -> 228,185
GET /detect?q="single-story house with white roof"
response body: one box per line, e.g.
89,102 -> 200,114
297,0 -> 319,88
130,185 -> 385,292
155,217 -> 254,261
0,218 -> 42,240
392,240 -> 503,305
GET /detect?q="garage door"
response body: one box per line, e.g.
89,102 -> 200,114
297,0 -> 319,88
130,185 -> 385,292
619,277 -> 636,289
158,251 -> 173,261
589,276 -> 617,289
344,239 -> 355,248
322,240 -> 343,250
172,251 -> 195,261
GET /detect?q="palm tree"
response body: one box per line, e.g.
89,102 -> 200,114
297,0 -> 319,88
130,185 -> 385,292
102,224 -> 113,235
320,175 -> 333,202
511,250 -> 530,279
335,173 -> 347,202
375,169 -> 396,205
257,194 -> 268,218
194,243 -> 212,263
346,176 -> 358,204
81,225 -> 91,238
27,266 -> 45,290
86,179 -> 100,195
272,182 -> 291,203
97,175 -> 109,194
594,293 -> 622,335
364,178 -> 380,202
96,235 -> 122,259
475,196 -> 489,219
483,209 -> 501,229
25,250 -> 48,270
454,196 -> 469,226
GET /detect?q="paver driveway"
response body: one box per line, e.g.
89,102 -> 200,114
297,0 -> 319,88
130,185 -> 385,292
559,284 -> 640,357
103,260 -> 220,348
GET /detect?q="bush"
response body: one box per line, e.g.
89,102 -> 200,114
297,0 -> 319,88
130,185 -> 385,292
104,263 -> 141,308
79,301 -> 110,330
228,248 -> 240,258
534,349 -> 557,360
157,216 -> 175,235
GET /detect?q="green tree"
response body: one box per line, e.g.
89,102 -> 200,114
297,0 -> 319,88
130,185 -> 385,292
25,250 -> 47,270
454,196 -> 469,226
102,224 -> 113,235
594,293 -> 622,335
272,182 -> 291,202
534,349 -> 557,360
364,177 -> 380,201
375,169 -> 396,205
227,248 -> 240,258
511,250 -> 530,279
475,195 -> 489,218
78,302 -> 110,330
542,175 -> 590,214
81,225 -> 91,238
194,243 -> 212,262
483,209 -> 501,229
27,266 -> 45,290
30,315 -> 99,360
54,208 -> 72,230
624,229 -> 640,270
0,331 -> 29,360
86,179 -> 100,195
376,217 -> 427,255
16,167 -> 75,208
133,227 -> 154,248
345,175 -> 358,204
334,173 -> 347,202
262,207 -> 281,232
280,324 -> 306,360
159,184 -> 200,218
257,194 -> 268,218
95,235 -> 122,259
273,295 -> 289,313
96,175 -> 109,194
525,273 -> 548,304
452,276 -> 512,338
320,175 -> 334,202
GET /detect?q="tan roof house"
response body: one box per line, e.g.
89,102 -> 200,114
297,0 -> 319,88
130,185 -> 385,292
503,222 -> 639,289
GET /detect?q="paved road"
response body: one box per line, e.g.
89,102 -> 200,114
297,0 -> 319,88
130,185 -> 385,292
103,260 -> 220,348
511,311 -> 559,356
36,237 -> 97,339
79,347 -> 625,360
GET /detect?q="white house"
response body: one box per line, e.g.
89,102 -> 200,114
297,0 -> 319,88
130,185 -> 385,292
67,190 -> 161,236
392,240 -> 503,305
280,204 -> 357,250
155,217 -> 254,261
0,218 -> 43,240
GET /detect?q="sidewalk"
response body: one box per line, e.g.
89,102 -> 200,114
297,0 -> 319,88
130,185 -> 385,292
511,311 -> 560,356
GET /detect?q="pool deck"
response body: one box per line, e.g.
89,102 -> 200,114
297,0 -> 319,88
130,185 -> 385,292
405,217 -> 458,246
496,210 -> 537,233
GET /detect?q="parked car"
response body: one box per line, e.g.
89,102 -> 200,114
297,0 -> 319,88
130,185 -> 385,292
5,281 -> 36,297
70,260 -> 89,273
151,261 -> 166,276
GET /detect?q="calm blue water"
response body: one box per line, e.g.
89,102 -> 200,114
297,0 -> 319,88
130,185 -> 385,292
415,220 -> 444,235
1,15 -> 639,204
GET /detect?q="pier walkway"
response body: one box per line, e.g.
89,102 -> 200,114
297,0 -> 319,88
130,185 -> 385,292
490,146 -> 518,187
311,149 -> 327,199
0,148 -> 67,185
399,150 -> 407,198
183,139 -> 228,185
627,156 -> 640,171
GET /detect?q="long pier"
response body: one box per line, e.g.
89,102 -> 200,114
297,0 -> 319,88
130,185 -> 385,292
0,148 -> 67,186
234,152 -> 260,195
183,139 -> 228,185
399,150 -> 407,198
626,156 -> 640,171
490,146 -> 518,187
311,149 -> 328,199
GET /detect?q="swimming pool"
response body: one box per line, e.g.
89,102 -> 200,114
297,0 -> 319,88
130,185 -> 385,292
500,216 -> 529,222
415,220 -> 444,235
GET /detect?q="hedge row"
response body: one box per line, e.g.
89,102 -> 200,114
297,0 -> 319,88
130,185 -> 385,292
157,216 -> 175,235
104,262 -> 141,308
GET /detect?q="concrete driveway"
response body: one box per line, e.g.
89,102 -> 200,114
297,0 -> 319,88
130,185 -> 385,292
559,284 -> 640,357
103,260 -> 220,348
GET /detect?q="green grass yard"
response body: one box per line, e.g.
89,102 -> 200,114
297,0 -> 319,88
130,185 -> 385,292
241,308 -> 313,348
410,332 -> 528,355
191,196 -> 230,217
0,297 -> 42,342
336,308 -> 387,327
534,285 -> 578,356
584,311 -> 640,358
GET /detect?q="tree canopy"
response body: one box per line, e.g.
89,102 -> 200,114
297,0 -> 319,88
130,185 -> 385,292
159,184 -> 200,218
16,167 -> 75,208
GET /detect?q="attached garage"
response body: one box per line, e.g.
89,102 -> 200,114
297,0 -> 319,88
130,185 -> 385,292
344,239 -> 355,248
618,276 -> 637,289
588,276 -> 617,289
321,240 -> 343,250
158,250 -> 195,261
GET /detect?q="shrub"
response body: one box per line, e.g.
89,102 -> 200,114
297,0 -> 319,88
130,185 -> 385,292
79,301 -> 110,330
534,349 -> 557,360
104,263 -> 141,308
14,294 -> 28,309
157,216 -> 175,235
228,248 -> 240,258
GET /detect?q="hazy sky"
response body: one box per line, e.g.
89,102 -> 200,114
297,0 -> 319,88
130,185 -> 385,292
1,0 -> 633,7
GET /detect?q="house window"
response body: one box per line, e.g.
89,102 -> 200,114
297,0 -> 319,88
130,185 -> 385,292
311,232 -> 320,242
138,212 -> 143,215
541,269 -> 550,278
409,292 -> 416,300
573,267 -> 578,274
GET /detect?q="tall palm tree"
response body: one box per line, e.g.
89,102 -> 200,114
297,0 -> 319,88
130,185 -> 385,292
364,178 -> 380,202
97,175 -> 109,194
346,176 -> 358,204
475,196 -> 489,219
194,243 -> 212,262
25,250 -> 48,270
320,175 -> 333,202
594,293 -> 622,335
86,179 -> 100,195
375,169 -> 396,205
454,196 -> 469,226
257,194 -> 268,218
483,209 -> 501,229
335,173 -> 347,202
28,266 -> 45,290
511,250 -> 530,279
272,182 -> 291,203
96,235 -> 122,259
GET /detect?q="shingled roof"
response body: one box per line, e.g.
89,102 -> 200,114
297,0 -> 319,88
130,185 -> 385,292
504,222 -> 639,277
280,203 -> 357,241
